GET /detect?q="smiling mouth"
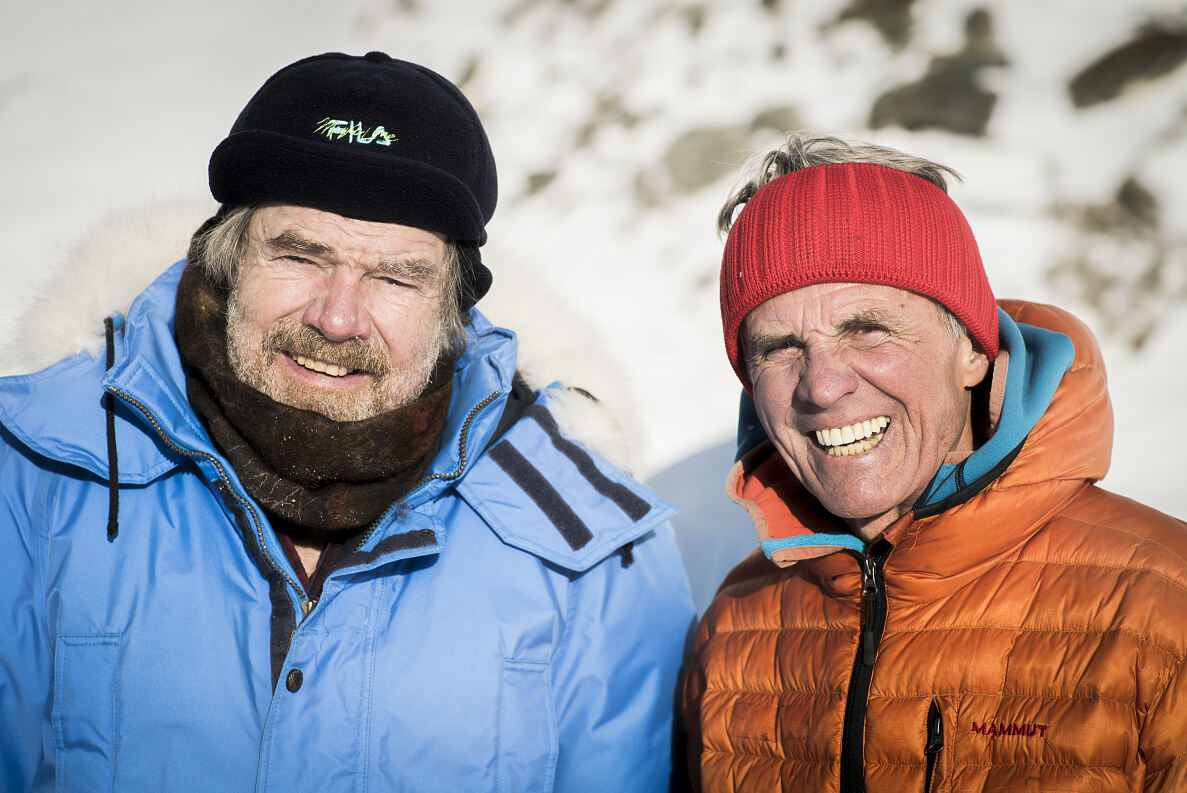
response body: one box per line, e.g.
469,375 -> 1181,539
813,416 -> 889,457
291,353 -> 359,378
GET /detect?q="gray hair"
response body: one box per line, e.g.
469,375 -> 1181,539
187,205 -> 469,357
187,205 -> 256,288
717,133 -> 963,236
722,133 -> 971,344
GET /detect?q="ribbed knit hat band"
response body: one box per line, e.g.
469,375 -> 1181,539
720,162 -> 998,391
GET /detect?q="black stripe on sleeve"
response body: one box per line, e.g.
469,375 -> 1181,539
489,441 -> 594,551
525,403 -> 651,522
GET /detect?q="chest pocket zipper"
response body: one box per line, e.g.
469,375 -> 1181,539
925,700 -> 944,793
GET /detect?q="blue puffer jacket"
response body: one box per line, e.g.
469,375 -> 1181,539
0,260 -> 697,792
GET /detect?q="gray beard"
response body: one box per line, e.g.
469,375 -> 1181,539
224,287 -> 446,422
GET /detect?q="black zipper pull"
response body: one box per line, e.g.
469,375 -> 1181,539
926,701 -> 944,754
861,557 -> 880,667
924,700 -> 944,793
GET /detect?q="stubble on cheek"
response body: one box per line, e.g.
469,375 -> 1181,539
224,290 -> 272,391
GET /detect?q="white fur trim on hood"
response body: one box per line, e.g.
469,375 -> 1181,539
0,195 -> 216,376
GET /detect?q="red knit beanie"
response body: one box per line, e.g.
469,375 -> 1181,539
720,162 -> 998,391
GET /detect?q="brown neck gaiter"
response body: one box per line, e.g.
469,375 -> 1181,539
174,262 -> 454,533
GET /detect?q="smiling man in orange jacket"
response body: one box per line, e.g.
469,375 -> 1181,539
683,133 -> 1187,792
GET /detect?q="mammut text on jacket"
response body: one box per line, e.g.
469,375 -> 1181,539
683,301 -> 1187,792
0,259 -> 697,792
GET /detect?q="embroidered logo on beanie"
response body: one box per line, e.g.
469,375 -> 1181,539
314,117 -> 398,146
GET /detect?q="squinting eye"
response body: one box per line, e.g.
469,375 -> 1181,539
760,344 -> 803,363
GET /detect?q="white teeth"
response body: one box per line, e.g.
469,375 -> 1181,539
813,416 -> 890,455
293,354 -> 348,377
827,437 -> 877,457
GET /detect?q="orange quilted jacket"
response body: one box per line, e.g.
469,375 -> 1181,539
684,301 -> 1187,792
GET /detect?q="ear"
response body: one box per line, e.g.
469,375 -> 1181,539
958,334 -> 990,389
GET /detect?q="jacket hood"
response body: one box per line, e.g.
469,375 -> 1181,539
729,299 -> 1111,567
0,196 -> 646,474
915,303 -> 1078,511
0,204 -> 672,576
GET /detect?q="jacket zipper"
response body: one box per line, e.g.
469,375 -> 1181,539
924,700 -> 944,793
109,388 -> 304,598
347,388 -> 502,555
113,385 -> 501,596
839,538 -> 891,793
308,389 -> 501,621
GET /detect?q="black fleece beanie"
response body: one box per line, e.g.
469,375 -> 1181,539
208,51 -> 496,308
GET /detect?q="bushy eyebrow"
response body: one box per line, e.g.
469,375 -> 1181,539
375,257 -> 439,283
746,308 -> 903,367
264,230 -> 440,283
836,308 -> 901,335
264,230 -> 333,257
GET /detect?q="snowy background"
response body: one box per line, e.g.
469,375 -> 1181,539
4,0 -> 1186,609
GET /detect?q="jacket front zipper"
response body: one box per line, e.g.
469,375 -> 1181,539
348,388 -> 502,555
115,385 -> 503,601
112,383 -> 504,685
110,387 -> 304,597
839,539 -> 892,793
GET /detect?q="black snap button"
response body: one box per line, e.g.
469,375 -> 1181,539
364,51 -> 390,63
285,668 -> 304,692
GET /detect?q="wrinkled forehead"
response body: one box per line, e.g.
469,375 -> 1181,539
246,203 -> 449,272
742,281 -> 947,336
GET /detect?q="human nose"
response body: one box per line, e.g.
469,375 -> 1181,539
794,348 -> 859,409
302,269 -> 369,342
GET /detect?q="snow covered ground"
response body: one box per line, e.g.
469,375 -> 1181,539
4,0 -> 1185,609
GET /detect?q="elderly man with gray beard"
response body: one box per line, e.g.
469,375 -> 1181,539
0,52 -> 695,792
